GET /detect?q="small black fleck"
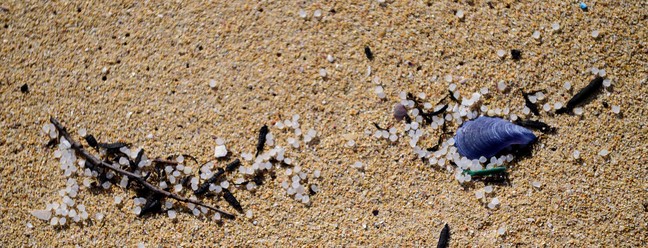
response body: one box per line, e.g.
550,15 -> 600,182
101,75 -> 107,81
20,84 -> 28,93
125,33 -> 130,37
111,35 -> 116,39
364,46 -> 374,60
77,7 -> 82,13
276,52 -> 281,57
329,9 -> 336,14
198,45 -> 203,51
116,59 -> 121,64
458,61 -> 464,66
511,49 -> 522,60
3,24 -> 8,29
98,46 -> 102,50
602,102 -> 609,108
186,63 -> 189,68
372,210 -> 379,216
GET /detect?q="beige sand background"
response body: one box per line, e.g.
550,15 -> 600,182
1,1 -> 647,247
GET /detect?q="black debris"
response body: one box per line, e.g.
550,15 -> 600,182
556,76 -> 604,114
448,90 -> 459,102
139,194 -> 163,216
511,49 -> 521,60
98,142 -> 128,150
372,210 -> 379,216
131,148 -> 145,170
222,188 -> 243,213
256,125 -> 269,157
194,168 -> 225,195
373,122 -> 387,131
364,46 -> 374,60
225,159 -> 241,172
522,91 -> 540,116
429,104 -> 448,116
515,120 -> 554,133
20,84 -> 29,93
437,223 -> 450,248
85,135 -> 98,148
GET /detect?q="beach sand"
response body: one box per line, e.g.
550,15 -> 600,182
1,1 -> 646,246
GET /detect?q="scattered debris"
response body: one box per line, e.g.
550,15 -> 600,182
437,223 -> 450,248
20,84 -> 29,93
511,49 -> 522,60
222,188 -> 243,213
364,46 -> 374,61
522,91 -> 541,116
256,125 -> 269,157
556,77 -> 604,114
514,120 -> 554,133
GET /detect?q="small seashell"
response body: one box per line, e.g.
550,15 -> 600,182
454,116 -> 536,159
393,103 -> 408,121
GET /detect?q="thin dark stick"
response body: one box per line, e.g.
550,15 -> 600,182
50,117 -> 235,219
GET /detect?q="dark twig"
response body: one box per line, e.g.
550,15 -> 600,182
49,117 -> 235,219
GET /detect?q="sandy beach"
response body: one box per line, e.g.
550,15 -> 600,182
1,1 -> 646,246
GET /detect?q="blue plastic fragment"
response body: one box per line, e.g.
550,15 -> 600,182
579,2 -> 588,11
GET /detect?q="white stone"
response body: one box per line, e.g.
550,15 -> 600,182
214,145 -> 227,158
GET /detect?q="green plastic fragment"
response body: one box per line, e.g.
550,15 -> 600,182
464,166 -> 507,176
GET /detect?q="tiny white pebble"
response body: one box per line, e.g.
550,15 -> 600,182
598,69 -> 607,77
498,226 -> 506,236
563,82 -> 572,90
455,10 -> 464,19
313,9 -> 322,19
543,103 -> 551,112
444,74 -> 453,83
214,145 -> 228,158
327,54 -> 335,63
246,210 -> 253,218
603,79 -> 612,87
497,81 -> 506,91
574,107 -> 584,115
532,181 -> 542,188
496,50 -> 506,58
554,102 -> 563,110
591,30 -> 599,38
598,149 -> 609,157
298,9 -> 307,19
319,68 -> 327,77
532,31 -> 541,40
573,150 -> 581,159
209,79 -> 217,88
551,23 -> 560,31
611,105 -> 620,114
168,210 -> 177,219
